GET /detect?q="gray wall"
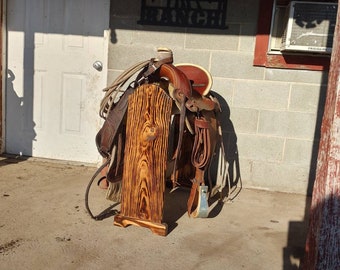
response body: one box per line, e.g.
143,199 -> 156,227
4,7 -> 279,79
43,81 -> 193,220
108,0 -> 327,195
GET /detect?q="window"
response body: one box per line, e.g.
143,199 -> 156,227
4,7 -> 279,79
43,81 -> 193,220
253,0 -> 336,70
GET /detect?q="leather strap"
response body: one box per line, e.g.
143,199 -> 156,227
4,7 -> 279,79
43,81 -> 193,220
187,168 -> 204,215
170,98 -> 186,190
95,87 -> 134,158
185,90 -> 216,112
157,63 -> 193,190
106,131 -> 124,183
191,117 -> 212,169
143,57 -> 173,79
187,114 -> 216,216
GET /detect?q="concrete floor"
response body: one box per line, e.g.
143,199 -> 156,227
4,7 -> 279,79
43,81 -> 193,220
0,156 -> 310,270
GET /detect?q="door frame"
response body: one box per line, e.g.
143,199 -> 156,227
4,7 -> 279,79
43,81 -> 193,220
0,0 -> 5,154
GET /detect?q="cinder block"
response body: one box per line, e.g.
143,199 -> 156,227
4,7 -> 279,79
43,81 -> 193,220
106,70 -> 121,86
258,111 -> 317,139
185,24 -> 240,51
283,139 -> 314,165
132,26 -> 186,48
234,158 -> 253,187
289,84 -> 327,113
249,161 -> 310,194
230,107 -> 259,133
211,51 -> 264,79
265,68 -> 328,84
211,78 -> 234,106
109,18 -> 136,44
172,49 -> 210,67
239,23 -> 257,52
227,0 -> 260,23
108,45 -> 154,69
233,80 -> 289,110
103,0 -> 326,195
236,134 -> 284,162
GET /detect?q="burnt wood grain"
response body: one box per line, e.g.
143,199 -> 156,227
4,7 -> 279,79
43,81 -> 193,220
114,84 -> 172,236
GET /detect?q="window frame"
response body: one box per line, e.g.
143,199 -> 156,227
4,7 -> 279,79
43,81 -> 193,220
253,0 -> 331,71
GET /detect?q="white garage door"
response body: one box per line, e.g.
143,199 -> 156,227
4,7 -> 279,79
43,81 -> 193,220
6,0 -> 110,163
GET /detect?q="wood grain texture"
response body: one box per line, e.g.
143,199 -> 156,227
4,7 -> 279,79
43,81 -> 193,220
303,8 -> 340,270
114,84 -> 172,236
114,214 -> 168,236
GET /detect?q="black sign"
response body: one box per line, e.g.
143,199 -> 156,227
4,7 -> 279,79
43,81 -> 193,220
139,0 -> 228,29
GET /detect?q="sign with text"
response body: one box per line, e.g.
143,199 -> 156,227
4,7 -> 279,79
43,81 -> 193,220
139,0 -> 228,29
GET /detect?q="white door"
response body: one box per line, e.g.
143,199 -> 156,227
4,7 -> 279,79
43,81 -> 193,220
6,0 -> 110,163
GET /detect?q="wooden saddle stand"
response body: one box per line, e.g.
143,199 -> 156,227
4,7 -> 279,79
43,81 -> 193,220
85,48 -> 227,236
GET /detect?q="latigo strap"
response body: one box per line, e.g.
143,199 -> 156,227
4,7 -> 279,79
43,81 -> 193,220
187,113 -> 218,217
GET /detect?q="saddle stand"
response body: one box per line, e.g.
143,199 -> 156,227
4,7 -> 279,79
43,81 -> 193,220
114,84 -> 172,236
85,48 -> 228,236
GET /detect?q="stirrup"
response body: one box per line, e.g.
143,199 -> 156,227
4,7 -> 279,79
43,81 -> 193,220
190,185 -> 209,218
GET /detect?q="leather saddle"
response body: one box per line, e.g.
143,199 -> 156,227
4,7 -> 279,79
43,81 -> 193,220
95,48 -> 221,218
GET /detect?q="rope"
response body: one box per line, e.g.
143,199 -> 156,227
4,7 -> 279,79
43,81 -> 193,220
84,159 -> 119,220
99,60 -> 150,119
99,56 -> 173,119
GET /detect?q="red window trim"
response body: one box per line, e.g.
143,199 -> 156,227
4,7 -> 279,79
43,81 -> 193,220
253,0 -> 331,71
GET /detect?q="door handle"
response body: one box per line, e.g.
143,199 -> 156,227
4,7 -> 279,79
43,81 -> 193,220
93,61 -> 103,71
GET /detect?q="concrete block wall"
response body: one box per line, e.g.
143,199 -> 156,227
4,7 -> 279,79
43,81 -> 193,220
108,0 -> 327,195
